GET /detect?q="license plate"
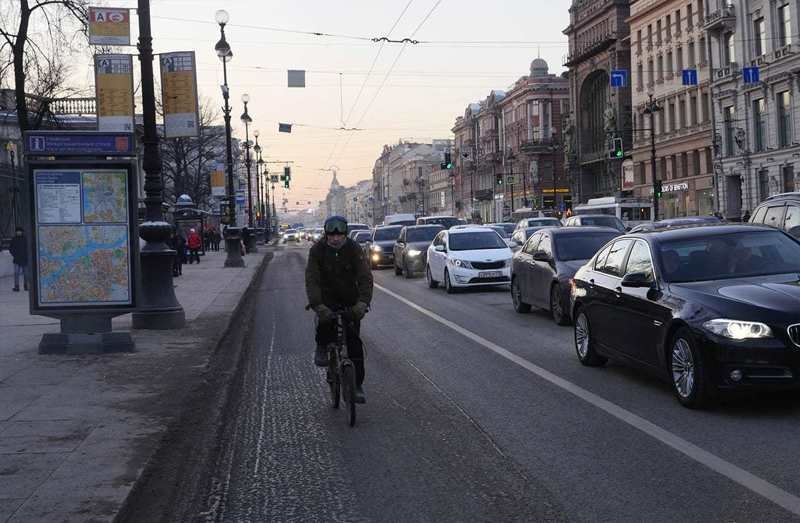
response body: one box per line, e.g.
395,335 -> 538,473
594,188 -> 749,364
479,271 -> 502,278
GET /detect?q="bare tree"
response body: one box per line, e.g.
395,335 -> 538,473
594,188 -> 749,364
160,99 -> 232,209
0,0 -> 88,132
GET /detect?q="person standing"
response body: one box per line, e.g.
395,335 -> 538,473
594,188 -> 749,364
9,226 -> 28,292
187,228 -> 202,264
170,229 -> 183,276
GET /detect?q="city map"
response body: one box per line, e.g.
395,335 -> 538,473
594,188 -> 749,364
83,171 -> 128,223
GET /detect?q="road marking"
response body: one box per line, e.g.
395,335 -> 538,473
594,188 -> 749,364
375,282 -> 800,517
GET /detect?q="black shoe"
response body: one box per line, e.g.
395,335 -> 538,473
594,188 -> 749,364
353,386 -> 366,404
12,287 -> 19,292
314,344 -> 329,367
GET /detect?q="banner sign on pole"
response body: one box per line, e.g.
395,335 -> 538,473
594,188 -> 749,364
88,7 -> 131,46
95,54 -> 135,132
270,175 -> 279,184
288,70 -> 306,88
211,163 -> 225,196
159,51 -> 200,138
279,123 -> 293,133
25,131 -> 134,156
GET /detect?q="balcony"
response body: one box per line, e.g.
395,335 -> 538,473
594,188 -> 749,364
521,139 -> 559,155
714,62 -> 739,81
564,31 -> 619,66
704,4 -> 735,32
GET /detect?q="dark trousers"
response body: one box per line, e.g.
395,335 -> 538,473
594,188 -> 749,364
188,249 -> 200,264
317,318 -> 365,386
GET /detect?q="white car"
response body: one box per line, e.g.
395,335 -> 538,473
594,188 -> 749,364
425,226 -> 512,293
283,229 -> 299,242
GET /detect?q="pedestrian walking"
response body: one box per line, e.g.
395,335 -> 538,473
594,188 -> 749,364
213,228 -> 221,251
9,226 -> 28,292
187,228 -> 202,264
170,229 -> 183,276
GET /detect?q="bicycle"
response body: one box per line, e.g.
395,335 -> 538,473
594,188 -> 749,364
308,305 -> 359,427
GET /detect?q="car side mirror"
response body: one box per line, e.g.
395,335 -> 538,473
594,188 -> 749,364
621,272 -> 653,288
533,251 -> 551,262
788,226 -> 800,239
434,244 -> 446,252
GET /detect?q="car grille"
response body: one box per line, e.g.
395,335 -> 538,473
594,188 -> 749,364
788,324 -> 800,348
472,260 -> 505,270
468,276 -> 510,284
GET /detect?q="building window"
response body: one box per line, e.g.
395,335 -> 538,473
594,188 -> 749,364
681,152 -> 689,178
666,14 -> 672,41
724,32 -> 735,64
666,50 -> 674,75
659,110 -> 666,135
753,17 -> 766,56
679,97 -> 687,129
676,46 -> 684,72
657,55 -> 664,82
699,37 -> 706,65
690,94 -> 698,126
675,9 -> 682,34
692,149 -> 701,174
656,20 -> 662,45
637,29 -> 642,54
752,98 -> 766,151
647,24 -> 653,48
687,3 -> 693,30
688,40 -> 695,67
668,101 -> 676,132
778,4 -> 792,47
784,165 -> 796,192
759,169 -> 770,199
637,63 -> 644,89
701,91 -> 710,122
647,59 -> 654,86
724,105 -> 736,156
777,90 -> 792,147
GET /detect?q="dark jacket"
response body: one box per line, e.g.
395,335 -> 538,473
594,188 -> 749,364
306,238 -> 373,308
9,235 -> 27,266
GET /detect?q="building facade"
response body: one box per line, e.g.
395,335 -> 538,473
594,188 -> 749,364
629,0 -> 715,219
564,0 -> 633,204
708,0 -> 800,219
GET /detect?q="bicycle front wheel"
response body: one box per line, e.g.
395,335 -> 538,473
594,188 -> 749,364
342,364 -> 356,427
328,361 -> 340,409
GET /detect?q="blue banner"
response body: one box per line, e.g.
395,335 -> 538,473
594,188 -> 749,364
25,132 -> 134,156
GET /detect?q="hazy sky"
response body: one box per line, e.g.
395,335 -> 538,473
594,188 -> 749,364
96,0 -> 570,210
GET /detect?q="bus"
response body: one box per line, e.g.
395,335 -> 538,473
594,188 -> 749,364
572,197 -> 652,227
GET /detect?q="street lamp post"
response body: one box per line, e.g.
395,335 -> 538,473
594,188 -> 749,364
214,10 -> 245,267
643,94 -> 663,221
240,95 -> 257,253
253,130 -> 262,233
5,143 -> 19,229
131,0 -> 185,329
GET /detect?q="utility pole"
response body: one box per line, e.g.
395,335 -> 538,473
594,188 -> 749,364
643,94 -> 662,221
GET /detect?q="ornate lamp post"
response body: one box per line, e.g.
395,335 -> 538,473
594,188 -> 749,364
131,0 -> 185,329
643,94 -> 663,221
253,132 -> 265,237
240,94 -> 257,253
214,9 -> 244,267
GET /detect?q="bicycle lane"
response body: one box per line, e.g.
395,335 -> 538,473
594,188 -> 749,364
368,270 -> 800,521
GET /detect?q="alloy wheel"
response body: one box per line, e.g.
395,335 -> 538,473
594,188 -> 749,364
575,313 -> 590,359
671,338 -> 695,399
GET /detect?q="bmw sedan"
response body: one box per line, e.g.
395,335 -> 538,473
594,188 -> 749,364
393,225 -> 444,278
511,227 -> 620,325
426,227 -> 512,293
570,224 -> 800,408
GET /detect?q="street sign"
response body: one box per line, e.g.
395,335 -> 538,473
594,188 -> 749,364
210,164 -> 225,197
610,69 -> 628,88
743,67 -> 760,84
24,132 -> 134,156
288,70 -> 306,88
94,54 -> 135,132
682,69 -> 698,86
159,51 -> 200,138
270,174 -> 279,184
88,7 -> 131,46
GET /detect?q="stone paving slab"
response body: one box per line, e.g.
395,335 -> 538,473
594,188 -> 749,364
0,248 -> 270,522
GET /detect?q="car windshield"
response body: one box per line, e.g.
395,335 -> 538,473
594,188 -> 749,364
353,232 -> 371,242
527,218 -> 561,227
374,227 -> 402,241
286,229 -> 296,234
555,233 -> 619,261
659,230 -> 800,283
425,217 -> 464,229
449,231 -> 507,251
407,227 -> 441,242
488,226 -> 511,238
580,216 -> 624,231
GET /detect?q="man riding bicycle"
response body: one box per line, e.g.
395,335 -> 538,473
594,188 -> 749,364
306,216 -> 373,403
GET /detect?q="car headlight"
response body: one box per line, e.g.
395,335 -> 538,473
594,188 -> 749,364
449,259 -> 472,269
371,245 -> 382,252
702,319 -> 773,340
408,249 -> 422,257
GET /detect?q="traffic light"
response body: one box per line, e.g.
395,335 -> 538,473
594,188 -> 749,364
654,179 -> 663,199
609,137 -> 624,159
284,166 -> 291,179
284,176 -> 290,189
496,173 -> 503,186
445,151 -> 453,169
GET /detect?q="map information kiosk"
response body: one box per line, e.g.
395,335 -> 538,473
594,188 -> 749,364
25,131 -> 139,354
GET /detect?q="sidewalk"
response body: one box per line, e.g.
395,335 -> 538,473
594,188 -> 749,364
0,248 -> 270,522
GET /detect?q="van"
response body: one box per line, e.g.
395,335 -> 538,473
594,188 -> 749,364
384,213 -> 417,226
416,215 -> 466,229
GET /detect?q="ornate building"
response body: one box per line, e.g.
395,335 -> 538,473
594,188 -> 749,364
564,0 -> 633,203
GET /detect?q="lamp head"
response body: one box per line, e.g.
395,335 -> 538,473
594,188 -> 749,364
241,93 -> 250,104
215,9 -> 229,26
253,129 -> 259,138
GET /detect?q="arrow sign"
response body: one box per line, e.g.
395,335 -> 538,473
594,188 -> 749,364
610,69 -> 628,88
743,67 -> 760,84
682,69 -> 698,86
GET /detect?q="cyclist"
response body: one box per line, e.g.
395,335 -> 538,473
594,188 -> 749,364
305,215 -> 373,403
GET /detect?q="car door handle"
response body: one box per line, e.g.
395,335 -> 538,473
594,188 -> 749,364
615,286 -> 622,298
588,279 -> 595,288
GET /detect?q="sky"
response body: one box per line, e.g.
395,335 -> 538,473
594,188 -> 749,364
81,0 -> 571,211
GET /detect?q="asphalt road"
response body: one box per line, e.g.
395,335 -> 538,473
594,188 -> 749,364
200,242 -> 800,522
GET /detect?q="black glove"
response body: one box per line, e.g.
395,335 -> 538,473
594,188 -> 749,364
351,301 -> 368,320
315,304 -> 335,323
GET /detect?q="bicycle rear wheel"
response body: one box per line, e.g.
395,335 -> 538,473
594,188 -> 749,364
342,364 -> 356,427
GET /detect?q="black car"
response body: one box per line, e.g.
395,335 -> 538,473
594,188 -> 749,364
748,192 -> 800,239
630,216 -> 722,233
570,224 -> 800,408
367,225 -> 403,269
393,225 -> 444,278
511,227 -> 620,324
